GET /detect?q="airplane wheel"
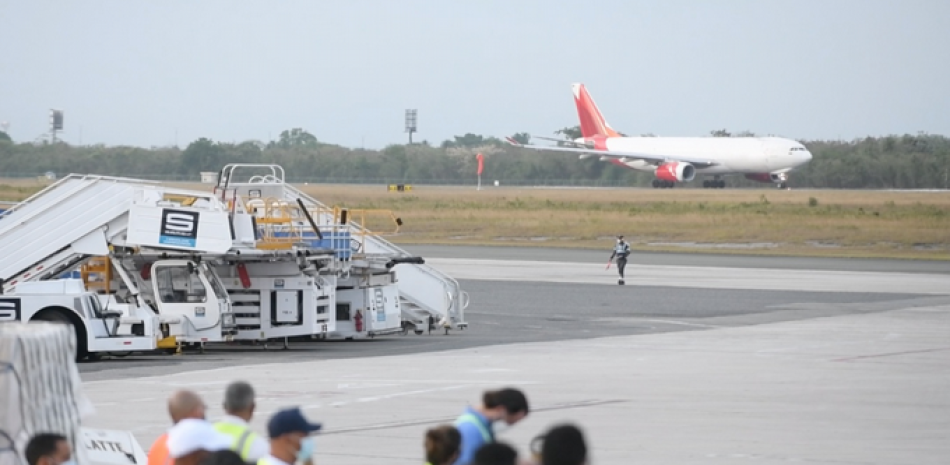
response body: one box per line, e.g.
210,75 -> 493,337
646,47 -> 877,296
702,180 -> 710,188
652,180 -> 660,188
717,180 -> 725,188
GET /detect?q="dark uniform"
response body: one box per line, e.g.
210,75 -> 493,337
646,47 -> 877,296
609,236 -> 631,285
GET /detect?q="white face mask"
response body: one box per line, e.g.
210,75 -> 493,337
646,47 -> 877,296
492,421 -> 512,435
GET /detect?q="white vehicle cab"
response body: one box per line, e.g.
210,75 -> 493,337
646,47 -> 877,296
0,174 -> 238,360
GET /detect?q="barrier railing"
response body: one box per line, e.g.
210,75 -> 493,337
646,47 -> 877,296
242,197 -> 401,259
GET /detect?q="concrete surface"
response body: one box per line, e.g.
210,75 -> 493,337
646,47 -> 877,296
403,245 -> 950,274
73,247 -> 950,464
79,303 -> 950,464
423,257 -> 950,294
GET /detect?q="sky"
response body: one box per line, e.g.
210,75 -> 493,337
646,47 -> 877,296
1,0 -> 949,150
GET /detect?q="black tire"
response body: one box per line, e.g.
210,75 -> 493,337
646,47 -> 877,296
33,309 -> 89,362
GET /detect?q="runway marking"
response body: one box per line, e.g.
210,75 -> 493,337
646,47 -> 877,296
831,346 -> 950,362
314,399 -> 627,435
639,319 -> 725,329
425,258 -> 950,295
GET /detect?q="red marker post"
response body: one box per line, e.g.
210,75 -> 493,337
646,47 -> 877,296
476,153 -> 484,190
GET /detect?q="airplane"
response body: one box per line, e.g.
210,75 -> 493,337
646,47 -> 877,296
505,83 -> 813,189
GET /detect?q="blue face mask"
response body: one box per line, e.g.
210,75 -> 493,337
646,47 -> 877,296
296,436 -> 314,463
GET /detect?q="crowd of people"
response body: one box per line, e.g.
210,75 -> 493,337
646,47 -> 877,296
21,382 -> 588,465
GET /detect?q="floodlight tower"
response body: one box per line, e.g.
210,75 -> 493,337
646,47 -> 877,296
405,109 -> 417,145
49,109 -> 63,143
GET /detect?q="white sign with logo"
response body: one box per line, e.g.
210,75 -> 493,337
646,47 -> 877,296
79,428 -> 147,465
125,204 -> 232,254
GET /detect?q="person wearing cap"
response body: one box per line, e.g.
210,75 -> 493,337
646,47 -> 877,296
167,418 -> 233,465
213,381 -> 269,463
608,235 -> 631,285
257,407 -> 322,465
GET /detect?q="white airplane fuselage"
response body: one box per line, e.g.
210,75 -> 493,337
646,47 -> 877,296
583,136 -> 813,175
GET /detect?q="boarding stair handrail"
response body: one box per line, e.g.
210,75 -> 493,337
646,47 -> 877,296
211,164 -> 469,327
0,173 -> 162,219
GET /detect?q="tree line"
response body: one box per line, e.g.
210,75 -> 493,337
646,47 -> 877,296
0,127 -> 948,189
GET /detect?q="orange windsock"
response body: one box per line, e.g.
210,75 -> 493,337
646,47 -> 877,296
476,153 -> 484,175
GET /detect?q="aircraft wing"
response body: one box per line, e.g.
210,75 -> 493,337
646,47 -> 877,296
505,137 -> 719,168
527,135 -> 592,148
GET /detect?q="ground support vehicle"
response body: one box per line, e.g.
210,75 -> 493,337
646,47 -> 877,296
213,164 -> 470,335
98,191 -> 404,345
0,175 -> 238,360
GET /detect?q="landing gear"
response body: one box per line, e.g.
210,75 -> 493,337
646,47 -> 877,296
774,173 -> 790,190
652,179 -> 675,188
702,178 -> 725,189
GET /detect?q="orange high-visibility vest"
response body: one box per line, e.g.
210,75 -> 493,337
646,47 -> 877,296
147,433 -> 172,465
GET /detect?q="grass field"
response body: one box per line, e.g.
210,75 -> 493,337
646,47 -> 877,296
2,178 -> 949,260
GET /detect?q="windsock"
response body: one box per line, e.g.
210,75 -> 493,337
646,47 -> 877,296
476,153 -> 484,175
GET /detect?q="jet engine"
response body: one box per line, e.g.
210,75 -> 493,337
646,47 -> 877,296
655,162 -> 695,182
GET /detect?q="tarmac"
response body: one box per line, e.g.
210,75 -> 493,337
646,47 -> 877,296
76,246 -> 950,465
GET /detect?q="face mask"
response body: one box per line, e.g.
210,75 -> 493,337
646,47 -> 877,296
295,437 -> 314,463
492,421 -> 512,435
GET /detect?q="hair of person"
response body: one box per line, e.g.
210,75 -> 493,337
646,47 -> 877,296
168,389 -> 204,422
473,442 -> 518,465
198,450 -> 246,465
482,388 -> 529,415
424,425 -> 462,465
25,433 -> 67,465
223,381 -> 255,412
541,423 -> 587,465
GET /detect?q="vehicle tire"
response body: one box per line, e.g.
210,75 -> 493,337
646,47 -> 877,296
33,309 -> 89,362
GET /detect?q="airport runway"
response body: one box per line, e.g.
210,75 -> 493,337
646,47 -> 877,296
78,246 -> 949,380
75,246 -> 950,464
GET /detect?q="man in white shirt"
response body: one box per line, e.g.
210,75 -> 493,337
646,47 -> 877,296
213,381 -> 269,463
256,407 -> 322,465
167,418 -> 232,465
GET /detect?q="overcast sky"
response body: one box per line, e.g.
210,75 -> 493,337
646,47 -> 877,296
1,0 -> 948,149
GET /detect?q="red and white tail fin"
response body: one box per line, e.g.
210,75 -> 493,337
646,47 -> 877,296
572,83 -> 622,138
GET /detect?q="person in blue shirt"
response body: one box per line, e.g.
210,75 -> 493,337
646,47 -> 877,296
452,388 -> 530,465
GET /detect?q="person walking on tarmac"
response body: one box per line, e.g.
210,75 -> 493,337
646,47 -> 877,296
452,388 -> 530,465
609,235 -> 631,285
213,381 -> 269,463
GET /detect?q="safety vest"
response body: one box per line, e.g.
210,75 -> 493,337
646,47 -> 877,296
214,421 -> 259,461
146,433 -> 170,465
454,413 -> 493,443
615,242 -> 630,255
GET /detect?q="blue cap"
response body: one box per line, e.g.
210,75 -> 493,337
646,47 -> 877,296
267,407 -> 322,438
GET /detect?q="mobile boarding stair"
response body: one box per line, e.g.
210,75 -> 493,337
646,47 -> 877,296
213,164 -> 469,335
0,174 -> 238,355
